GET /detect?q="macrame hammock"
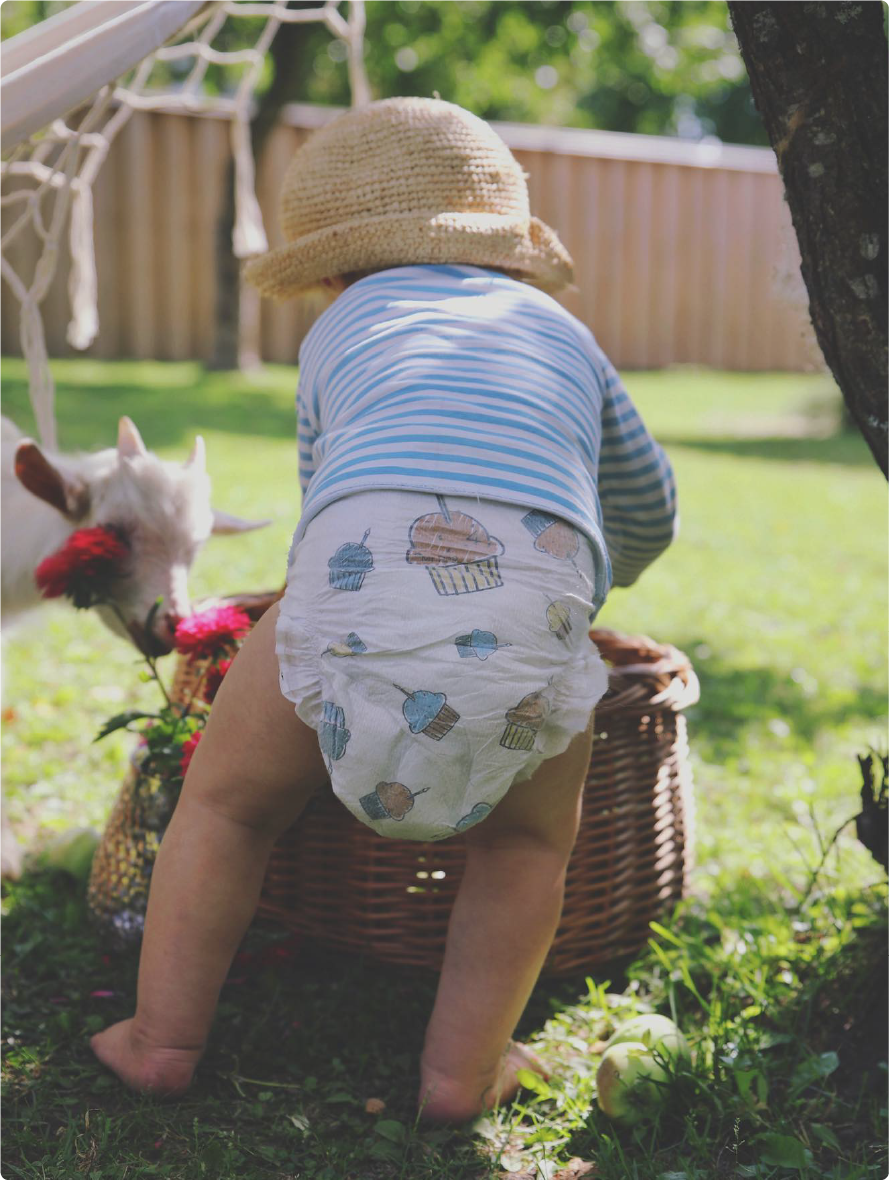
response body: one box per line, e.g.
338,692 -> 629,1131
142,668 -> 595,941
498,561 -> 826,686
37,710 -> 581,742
0,0 -> 369,452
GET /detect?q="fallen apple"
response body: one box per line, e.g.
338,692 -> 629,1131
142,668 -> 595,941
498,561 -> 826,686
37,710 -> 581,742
596,1041 -> 670,1124
604,1013 -> 691,1065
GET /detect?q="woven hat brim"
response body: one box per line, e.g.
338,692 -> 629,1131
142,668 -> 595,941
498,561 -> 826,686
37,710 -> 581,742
244,212 -> 574,300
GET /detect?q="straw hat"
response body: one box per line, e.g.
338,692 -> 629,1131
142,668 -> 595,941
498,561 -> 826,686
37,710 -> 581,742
244,97 -> 574,299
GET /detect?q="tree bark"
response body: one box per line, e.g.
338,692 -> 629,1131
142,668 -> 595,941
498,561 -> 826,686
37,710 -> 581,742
208,15 -> 309,371
728,1 -> 888,476
208,157 -> 241,370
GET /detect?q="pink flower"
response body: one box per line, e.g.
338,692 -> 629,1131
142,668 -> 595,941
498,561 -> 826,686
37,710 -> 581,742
34,526 -> 129,608
174,606 -> 251,660
180,731 -> 203,777
202,658 -> 233,704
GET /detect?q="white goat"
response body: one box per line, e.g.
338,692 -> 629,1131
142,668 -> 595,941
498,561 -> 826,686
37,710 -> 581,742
1,414 -> 267,879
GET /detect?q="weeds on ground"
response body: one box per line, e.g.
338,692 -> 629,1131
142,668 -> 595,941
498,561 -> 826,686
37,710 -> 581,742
2,360 -> 886,1178
3,824 -> 886,1179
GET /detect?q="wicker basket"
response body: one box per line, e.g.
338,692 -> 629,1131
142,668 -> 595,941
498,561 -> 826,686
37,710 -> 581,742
95,591 -> 699,975
182,593 -> 698,976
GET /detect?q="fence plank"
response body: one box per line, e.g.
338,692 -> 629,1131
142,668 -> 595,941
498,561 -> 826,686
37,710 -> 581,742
120,110 -> 156,360
1,106 -> 823,373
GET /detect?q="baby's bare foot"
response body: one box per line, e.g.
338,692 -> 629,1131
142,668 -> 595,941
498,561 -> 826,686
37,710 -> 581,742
418,1041 -> 548,1123
90,1018 -> 201,1096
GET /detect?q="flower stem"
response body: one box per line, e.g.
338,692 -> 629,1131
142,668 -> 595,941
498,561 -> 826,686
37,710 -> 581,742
108,603 -> 173,709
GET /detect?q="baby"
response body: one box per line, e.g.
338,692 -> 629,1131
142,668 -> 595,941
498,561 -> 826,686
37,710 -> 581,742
91,98 -> 677,1122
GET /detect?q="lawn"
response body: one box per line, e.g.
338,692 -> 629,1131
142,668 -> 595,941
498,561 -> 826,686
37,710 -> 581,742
2,356 -> 887,1180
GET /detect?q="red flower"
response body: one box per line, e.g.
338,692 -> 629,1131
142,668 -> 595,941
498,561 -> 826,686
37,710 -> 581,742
179,731 -> 203,777
202,659 -> 233,704
34,526 -> 129,609
174,606 -> 251,660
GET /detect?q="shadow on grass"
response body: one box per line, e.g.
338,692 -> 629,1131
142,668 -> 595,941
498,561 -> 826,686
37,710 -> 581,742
659,430 -> 875,469
1,369 -> 297,452
672,643 -> 887,763
0,865 -> 623,1178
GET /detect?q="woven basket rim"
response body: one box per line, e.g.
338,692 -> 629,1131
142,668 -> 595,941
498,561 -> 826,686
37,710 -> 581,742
197,593 -> 700,715
590,627 -> 699,714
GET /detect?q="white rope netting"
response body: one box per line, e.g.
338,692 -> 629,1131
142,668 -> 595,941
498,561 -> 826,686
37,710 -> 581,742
1,0 -> 369,451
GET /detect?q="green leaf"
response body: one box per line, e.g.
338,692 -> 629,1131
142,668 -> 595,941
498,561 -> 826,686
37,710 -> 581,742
649,920 -> 683,947
516,1067 -> 552,1098
756,1133 -> 814,1169
811,1123 -> 841,1152
93,710 -> 158,741
790,1051 -> 840,1094
734,1067 -> 759,1104
679,959 -> 710,1012
647,938 -> 674,970
374,1119 -> 406,1143
368,1139 -> 401,1162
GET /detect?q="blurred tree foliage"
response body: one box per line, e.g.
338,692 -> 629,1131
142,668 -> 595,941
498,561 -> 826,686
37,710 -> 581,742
1,0 -> 765,146
333,0 -> 764,144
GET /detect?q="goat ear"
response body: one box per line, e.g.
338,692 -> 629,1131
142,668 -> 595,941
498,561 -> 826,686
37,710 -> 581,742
211,509 -> 271,535
14,440 -> 90,520
117,416 -> 148,459
185,435 -> 206,472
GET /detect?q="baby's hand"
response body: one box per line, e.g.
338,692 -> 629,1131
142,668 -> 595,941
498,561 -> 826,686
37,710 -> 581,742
90,1018 -> 200,1096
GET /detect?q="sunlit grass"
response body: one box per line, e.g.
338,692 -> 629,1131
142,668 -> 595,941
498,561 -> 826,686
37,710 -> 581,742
2,357 -> 886,1179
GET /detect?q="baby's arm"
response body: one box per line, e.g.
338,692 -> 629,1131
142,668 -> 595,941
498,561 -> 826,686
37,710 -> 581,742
596,360 -> 677,587
296,369 -> 321,501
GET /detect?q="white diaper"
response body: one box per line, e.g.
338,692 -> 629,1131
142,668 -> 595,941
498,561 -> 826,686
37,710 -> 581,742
276,491 -> 609,841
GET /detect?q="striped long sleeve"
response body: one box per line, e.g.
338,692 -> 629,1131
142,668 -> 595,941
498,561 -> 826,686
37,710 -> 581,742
597,360 -> 678,586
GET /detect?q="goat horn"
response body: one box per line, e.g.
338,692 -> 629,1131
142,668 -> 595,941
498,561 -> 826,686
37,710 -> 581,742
117,416 -> 148,459
211,509 -> 271,535
185,435 -> 206,471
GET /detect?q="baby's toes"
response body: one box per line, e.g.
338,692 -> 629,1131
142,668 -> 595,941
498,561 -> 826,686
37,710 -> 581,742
418,1042 -> 549,1123
493,1041 -> 549,1105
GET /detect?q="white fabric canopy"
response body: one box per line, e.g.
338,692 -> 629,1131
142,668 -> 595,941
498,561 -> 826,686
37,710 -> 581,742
1,2 -> 207,153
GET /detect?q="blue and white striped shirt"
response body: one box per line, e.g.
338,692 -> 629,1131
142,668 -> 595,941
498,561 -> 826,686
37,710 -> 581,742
294,265 -> 677,603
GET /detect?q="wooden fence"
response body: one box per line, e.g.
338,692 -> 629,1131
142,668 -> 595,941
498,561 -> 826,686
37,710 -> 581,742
1,103 -> 821,371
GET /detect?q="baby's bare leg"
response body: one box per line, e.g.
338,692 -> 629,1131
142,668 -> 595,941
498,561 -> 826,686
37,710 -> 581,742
419,717 -> 593,1122
91,605 -> 327,1094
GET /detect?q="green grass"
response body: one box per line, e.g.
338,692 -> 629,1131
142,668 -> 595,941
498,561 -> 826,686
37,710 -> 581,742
2,357 -> 887,1179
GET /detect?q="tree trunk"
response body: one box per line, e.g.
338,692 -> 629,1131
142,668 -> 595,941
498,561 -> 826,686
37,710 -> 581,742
208,15 -> 310,371
208,157 -> 241,370
728,1 -> 888,476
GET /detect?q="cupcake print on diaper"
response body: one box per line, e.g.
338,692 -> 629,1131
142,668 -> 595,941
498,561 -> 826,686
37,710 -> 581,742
395,684 -> 460,741
324,632 -> 367,657
545,599 -> 573,642
454,629 -> 512,660
328,530 -> 373,591
406,496 -> 504,596
360,780 -> 430,822
318,701 -> 351,770
500,689 -> 551,751
522,511 -> 580,563
454,802 -> 492,831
